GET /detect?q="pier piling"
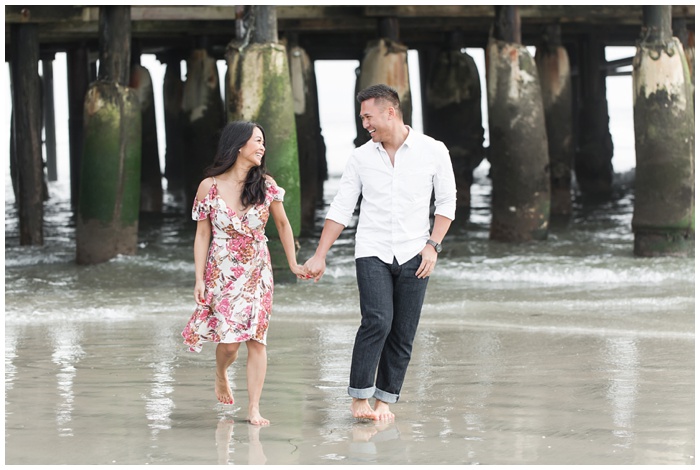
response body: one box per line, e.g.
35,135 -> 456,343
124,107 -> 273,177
131,56 -> 163,213
631,5 -> 695,257
10,22 -> 44,245
288,39 -> 326,236
422,40 -> 485,225
536,24 -> 574,217
487,6 -> 550,242
77,6 -> 142,264
574,34 -> 614,199
226,5 -> 301,282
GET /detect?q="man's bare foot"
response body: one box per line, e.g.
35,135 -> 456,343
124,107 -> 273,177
374,400 -> 395,421
247,405 -> 270,426
351,398 -> 379,420
215,372 -> 234,405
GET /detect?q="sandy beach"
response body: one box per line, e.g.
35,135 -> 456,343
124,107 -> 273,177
4,309 -> 694,465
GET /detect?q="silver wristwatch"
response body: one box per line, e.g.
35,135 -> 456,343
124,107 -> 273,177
426,239 -> 442,253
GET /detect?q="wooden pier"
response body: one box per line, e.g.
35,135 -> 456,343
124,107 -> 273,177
5,5 -> 695,264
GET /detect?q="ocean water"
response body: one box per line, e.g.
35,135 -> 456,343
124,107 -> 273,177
3,47 -> 695,465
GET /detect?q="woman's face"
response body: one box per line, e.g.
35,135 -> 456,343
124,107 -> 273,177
239,127 -> 266,167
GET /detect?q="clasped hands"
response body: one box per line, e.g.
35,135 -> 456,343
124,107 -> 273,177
292,255 -> 326,282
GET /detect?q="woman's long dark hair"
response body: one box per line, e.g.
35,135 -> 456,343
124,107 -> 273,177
204,121 -> 269,207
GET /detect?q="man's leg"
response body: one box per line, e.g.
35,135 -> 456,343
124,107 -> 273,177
349,256 -> 394,419
374,255 -> 429,414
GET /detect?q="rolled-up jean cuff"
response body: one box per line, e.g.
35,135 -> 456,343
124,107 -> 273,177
374,387 -> 399,404
348,386 -> 375,399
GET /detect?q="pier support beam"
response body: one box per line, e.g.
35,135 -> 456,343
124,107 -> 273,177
77,6 -> 142,264
225,5 -> 301,282
130,55 -> 163,213
355,17 -> 412,147
536,24 -> 574,217
67,43 -> 90,208
422,36 -> 484,225
10,23 -> 44,245
487,6 -> 550,242
182,46 -> 225,201
575,34 -> 614,199
287,38 -> 326,235
41,56 -> 58,182
162,55 -> 186,194
631,5 -> 694,257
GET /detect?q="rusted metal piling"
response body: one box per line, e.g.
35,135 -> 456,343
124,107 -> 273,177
631,5 -> 695,257
76,6 -> 142,264
225,5 -> 301,282
487,6 -> 550,242
536,24 -> 574,217
10,22 -> 44,245
422,37 -> 485,225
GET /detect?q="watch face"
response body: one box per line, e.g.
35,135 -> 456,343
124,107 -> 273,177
436,244 -> 442,253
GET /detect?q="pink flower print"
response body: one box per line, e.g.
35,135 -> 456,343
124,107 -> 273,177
261,291 -> 272,312
207,317 -> 219,329
217,298 -> 231,318
231,264 -> 245,279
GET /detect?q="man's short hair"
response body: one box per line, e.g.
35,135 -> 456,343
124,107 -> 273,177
357,84 -> 402,117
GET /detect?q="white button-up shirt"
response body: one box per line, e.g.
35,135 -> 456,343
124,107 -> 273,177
325,126 -> 457,265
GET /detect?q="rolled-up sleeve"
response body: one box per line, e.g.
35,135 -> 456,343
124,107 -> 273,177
432,142 -> 457,220
325,154 -> 362,227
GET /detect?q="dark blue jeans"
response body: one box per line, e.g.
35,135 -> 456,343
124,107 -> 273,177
348,255 -> 429,403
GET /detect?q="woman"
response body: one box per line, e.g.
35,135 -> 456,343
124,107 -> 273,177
181,121 -> 307,426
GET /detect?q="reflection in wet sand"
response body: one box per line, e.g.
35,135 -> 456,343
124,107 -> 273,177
145,331 -> 177,439
50,324 -> 85,437
215,417 -> 268,464
604,337 -> 639,449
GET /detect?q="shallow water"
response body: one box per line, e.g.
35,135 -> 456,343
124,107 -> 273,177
4,167 -> 695,464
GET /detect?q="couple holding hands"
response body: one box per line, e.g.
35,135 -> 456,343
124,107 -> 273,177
181,84 -> 456,426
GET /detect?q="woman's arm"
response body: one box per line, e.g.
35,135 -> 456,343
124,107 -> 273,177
269,200 -> 306,277
193,219 -> 212,304
193,178 -> 214,304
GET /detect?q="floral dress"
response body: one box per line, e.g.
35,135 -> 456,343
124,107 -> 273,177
181,177 -> 285,353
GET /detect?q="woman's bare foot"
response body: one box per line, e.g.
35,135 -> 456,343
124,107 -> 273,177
374,400 -> 395,421
351,398 -> 379,420
215,372 -> 234,405
247,405 -> 270,426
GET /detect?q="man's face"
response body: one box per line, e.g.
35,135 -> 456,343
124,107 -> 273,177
359,98 -> 391,143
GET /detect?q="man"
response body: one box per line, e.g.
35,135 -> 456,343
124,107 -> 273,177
304,84 -> 456,421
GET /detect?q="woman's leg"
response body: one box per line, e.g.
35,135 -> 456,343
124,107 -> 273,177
245,340 -> 270,425
216,342 -> 240,404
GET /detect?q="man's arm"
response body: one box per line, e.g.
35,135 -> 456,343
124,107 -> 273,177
415,215 -> 452,279
304,219 -> 345,282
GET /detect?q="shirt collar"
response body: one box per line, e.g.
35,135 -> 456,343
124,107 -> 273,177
374,125 -> 414,151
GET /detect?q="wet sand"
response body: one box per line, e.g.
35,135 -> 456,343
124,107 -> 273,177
4,313 -> 694,465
